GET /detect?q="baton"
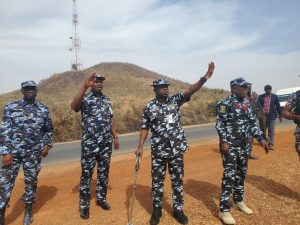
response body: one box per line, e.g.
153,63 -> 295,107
127,156 -> 141,225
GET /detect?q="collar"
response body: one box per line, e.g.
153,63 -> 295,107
232,94 -> 246,103
21,99 -> 37,107
155,96 -> 170,105
232,95 -> 250,111
91,90 -> 103,97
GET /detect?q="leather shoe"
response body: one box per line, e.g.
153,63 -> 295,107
97,200 -> 111,210
80,208 -> 89,219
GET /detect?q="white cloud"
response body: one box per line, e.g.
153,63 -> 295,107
0,0 -> 299,94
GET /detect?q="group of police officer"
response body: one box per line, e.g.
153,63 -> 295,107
0,62 -> 298,225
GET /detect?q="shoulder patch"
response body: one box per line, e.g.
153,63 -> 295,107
219,105 -> 227,113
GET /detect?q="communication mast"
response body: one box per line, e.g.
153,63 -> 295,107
69,0 -> 82,70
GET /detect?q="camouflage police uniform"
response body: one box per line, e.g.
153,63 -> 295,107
141,85 -> 190,211
215,78 -> 264,212
285,92 -> 300,155
79,91 -> 114,210
0,92 -> 53,209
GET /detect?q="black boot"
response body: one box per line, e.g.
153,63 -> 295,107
23,204 -> 33,225
96,200 -> 111,210
149,206 -> 162,225
174,209 -> 188,224
0,208 -> 6,225
80,207 -> 89,219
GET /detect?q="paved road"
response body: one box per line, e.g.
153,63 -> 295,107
44,119 -> 294,165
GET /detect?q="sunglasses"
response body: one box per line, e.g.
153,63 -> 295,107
23,86 -> 37,90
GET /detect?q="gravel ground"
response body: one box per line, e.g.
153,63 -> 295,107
4,127 -> 300,225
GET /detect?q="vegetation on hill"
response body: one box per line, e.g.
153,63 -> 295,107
0,62 -> 229,142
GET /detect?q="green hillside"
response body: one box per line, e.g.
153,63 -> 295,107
0,62 -> 229,142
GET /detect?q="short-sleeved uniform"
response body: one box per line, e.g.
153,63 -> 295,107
285,93 -> 300,154
0,99 -> 53,209
141,92 -> 189,210
215,95 -> 264,212
78,91 -> 113,209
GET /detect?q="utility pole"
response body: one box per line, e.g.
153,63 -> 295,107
69,0 -> 82,70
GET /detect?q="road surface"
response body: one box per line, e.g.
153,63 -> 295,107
44,119 -> 293,165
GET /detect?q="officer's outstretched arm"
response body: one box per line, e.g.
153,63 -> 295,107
184,62 -> 215,99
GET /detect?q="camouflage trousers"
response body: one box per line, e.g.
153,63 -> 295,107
0,151 -> 41,209
220,146 -> 249,212
79,142 -> 112,209
151,153 -> 184,210
295,127 -> 300,154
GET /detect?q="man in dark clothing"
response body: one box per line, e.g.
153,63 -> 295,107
258,85 -> 282,147
135,62 -> 215,225
0,81 -> 53,225
215,77 -> 270,225
71,73 -> 119,219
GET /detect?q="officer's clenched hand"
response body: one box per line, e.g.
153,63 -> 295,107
220,143 -> 230,154
260,139 -> 270,154
41,145 -> 50,158
114,137 -> 120,150
2,154 -> 13,166
135,147 -> 143,157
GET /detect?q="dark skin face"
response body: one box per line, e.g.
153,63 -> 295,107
21,86 -> 37,103
233,84 -> 248,99
265,87 -> 272,95
154,84 -> 169,102
91,79 -> 104,93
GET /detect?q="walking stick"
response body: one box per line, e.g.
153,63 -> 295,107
127,156 -> 141,225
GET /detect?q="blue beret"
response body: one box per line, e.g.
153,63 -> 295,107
21,80 -> 37,88
230,77 -> 251,87
94,74 -> 105,81
151,79 -> 171,86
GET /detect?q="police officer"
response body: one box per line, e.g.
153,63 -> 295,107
215,77 -> 270,225
135,62 -> 215,225
0,81 -> 53,225
71,73 -> 119,219
282,89 -> 300,161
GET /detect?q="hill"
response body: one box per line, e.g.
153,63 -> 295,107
0,62 -> 229,142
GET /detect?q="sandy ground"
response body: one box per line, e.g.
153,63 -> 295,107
3,126 -> 300,225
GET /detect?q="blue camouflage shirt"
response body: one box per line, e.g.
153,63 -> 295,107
141,92 -> 189,158
0,99 -> 53,154
80,91 -> 113,152
215,94 -> 263,146
286,93 -> 296,108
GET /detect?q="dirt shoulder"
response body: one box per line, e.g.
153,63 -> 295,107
5,127 -> 300,225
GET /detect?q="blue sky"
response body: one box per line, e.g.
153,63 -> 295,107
0,0 -> 299,94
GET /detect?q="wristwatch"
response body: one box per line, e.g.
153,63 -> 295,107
200,77 -> 207,83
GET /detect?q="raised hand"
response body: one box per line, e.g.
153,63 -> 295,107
204,61 -> 215,79
84,72 -> 96,89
